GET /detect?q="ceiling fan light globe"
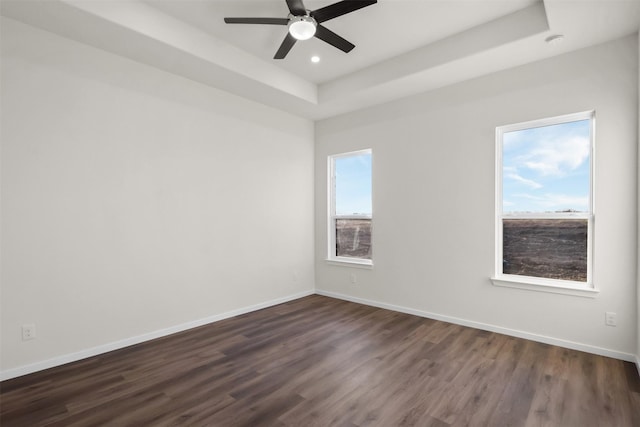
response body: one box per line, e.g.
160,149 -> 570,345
288,16 -> 316,40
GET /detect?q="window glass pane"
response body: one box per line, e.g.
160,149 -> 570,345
336,218 -> 372,259
335,153 -> 372,216
502,120 -> 590,214
502,218 -> 587,282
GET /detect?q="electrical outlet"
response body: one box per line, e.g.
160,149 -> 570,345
350,273 -> 357,284
605,312 -> 617,327
22,324 -> 36,341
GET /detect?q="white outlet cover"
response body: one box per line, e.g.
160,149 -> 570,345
22,324 -> 36,340
605,312 -> 617,326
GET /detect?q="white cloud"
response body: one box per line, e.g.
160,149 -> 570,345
521,136 -> 589,177
505,172 -> 542,189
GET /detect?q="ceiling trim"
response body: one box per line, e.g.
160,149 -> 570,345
2,0 -> 594,121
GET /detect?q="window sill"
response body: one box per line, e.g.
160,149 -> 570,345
491,275 -> 599,298
326,258 -> 373,269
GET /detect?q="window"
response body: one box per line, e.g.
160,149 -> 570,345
493,111 -> 596,295
328,149 -> 372,265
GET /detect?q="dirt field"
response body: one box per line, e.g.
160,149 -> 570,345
335,218 -> 587,281
502,219 -> 588,282
336,219 -> 372,259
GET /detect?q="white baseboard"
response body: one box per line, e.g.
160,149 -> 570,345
315,289 -> 637,363
2,288 -> 635,382
0,290 -> 314,382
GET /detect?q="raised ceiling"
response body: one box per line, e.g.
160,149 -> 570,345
146,0 -> 540,84
2,0 -> 639,120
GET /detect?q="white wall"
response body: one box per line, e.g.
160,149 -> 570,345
316,35 -> 639,359
0,18 -> 315,376
637,31 -> 640,370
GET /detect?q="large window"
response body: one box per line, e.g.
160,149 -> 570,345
494,111 -> 594,292
328,149 -> 372,265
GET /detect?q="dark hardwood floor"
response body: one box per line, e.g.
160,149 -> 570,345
1,294 -> 639,426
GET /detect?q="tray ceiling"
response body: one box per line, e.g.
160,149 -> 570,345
2,0 -> 639,119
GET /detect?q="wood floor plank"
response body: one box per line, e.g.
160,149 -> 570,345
1,294 -> 638,426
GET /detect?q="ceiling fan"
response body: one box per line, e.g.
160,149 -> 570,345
224,0 -> 377,59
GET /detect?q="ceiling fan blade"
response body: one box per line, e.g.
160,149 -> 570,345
274,33 -> 297,59
224,17 -> 289,25
311,0 -> 376,23
314,24 -> 355,53
286,0 -> 307,16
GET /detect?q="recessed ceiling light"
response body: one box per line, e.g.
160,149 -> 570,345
311,56 -> 320,63
545,34 -> 565,45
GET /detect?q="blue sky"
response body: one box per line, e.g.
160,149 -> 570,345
335,152 -> 372,215
503,119 -> 590,213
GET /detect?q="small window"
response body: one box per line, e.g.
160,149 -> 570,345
328,150 -> 372,265
494,112 -> 594,291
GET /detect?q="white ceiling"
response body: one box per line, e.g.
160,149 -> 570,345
144,0 -> 539,84
2,0 -> 639,120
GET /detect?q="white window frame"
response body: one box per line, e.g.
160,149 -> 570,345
491,111 -> 598,297
327,149 -> 373,267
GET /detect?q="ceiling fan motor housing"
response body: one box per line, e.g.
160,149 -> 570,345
288,14 -> 317,40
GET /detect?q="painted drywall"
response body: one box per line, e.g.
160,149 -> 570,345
637,31 -> 640,370
0,17 -> 315,375
316,35 -> 639,359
